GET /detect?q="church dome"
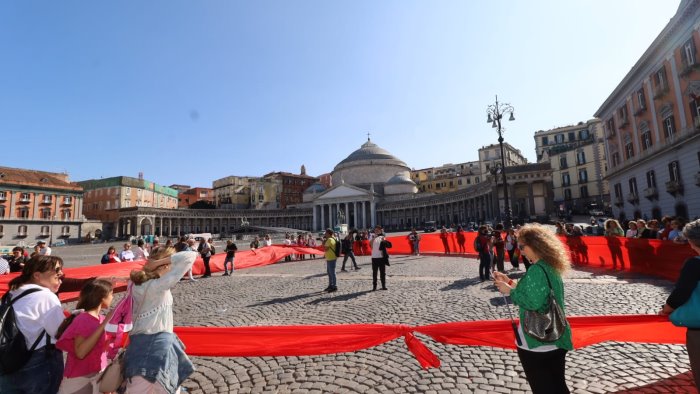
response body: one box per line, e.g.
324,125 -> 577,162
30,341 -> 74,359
331,139 -> 411,192
386,172 -> 416,186
336,140 -> 408,168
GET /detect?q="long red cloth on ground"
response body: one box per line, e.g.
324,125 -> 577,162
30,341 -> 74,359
173,315 -> 685,369
384,233 -> 694,281
0,245 -> 323,302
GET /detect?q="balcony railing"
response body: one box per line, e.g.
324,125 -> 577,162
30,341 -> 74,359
666,180 -> 684,195
18,197 -> 30,203
41,198 -> 52,204
643,187 -> 658,200
0,194 -> 6,201
626,192 -> 639,204
61,198 -> 73,206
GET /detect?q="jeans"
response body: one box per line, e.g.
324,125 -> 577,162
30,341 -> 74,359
326,259 -> 337,287
371,258 -> 387,289
224,257 -> 235,273
341,251 -> 358,270
0,346 -> 64,394
202,255 -> 212,276
517,347 -> 569,394
478,253 -> 491,280
413,241 -> 420,255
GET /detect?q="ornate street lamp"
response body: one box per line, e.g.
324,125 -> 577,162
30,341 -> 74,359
486,95 -> 515,229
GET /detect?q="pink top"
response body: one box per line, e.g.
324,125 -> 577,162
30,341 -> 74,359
56,312 -> 109,378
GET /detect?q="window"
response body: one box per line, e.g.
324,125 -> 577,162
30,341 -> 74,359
641,131 -> 653,150
579,129 -> 590,139
18,225 -> 27,235
20,193 -> 30,202
562,172 -> 571,187
17,207 -> 29,218
683,37 -> 697,67
0,191 -> 6,200
542,136 -> 549,146
636,88 -> 646,111
625,142 -> 634,159
629,178 -> 639,195
619,106 -> 628,124
646,170 -> 657,188
0,205 -> 4,217
655,66 -> 668,92
664,115 -> 676,138
124,200 -> 130,208
612,152 -> 620,167
40,208 -> 51,219
568,132 -> 576,141
689,95 -> 700,125
607,118 -> 616,134
669,160 -> 682,182
576,151 -> 586,165
40,226 -> 49,235
61,226 -> 70,235
42,194 -> 52,203
559,156 -> 568,169
580,186 -> 589,198
578,169 -> 588,183
564,189 -> 572,200
614,183 -> 623,199
62,210 -> 71,220
555,134 -> 565,143
0,224 -> 3,234
125,187 -> 131,196
63,196 -> 72,205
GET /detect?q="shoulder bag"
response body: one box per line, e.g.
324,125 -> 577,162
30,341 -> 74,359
670,282 -> 700,328
521,264 -> 568,342
98,281 -> 151,392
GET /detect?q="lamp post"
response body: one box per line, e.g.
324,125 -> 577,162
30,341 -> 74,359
486,95 -> 515,229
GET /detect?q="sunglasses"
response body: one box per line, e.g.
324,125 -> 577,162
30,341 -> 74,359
518,244 -> 527,251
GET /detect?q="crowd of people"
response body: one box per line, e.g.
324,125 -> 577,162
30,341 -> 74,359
1,218 -> 699,394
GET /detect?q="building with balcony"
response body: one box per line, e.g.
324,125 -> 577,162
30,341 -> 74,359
249,167 -> 317,210
212,176 -> 256,209
411,161 -> 483,193
477,143 -> 528,176
594,0 -> 700,222
78,175 -> 178,237
0,166 -> 84,244
534,119 -> 609,215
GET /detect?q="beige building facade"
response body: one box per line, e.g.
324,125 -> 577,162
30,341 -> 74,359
477,143 -> 528,176
212,176 -> 256,209
411,161 -> 482,193
534,119 -> 609,215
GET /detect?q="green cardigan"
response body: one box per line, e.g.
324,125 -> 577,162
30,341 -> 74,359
509,260 -> 573,350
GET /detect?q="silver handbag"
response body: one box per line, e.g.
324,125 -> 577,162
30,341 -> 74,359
522,265 -> 567,342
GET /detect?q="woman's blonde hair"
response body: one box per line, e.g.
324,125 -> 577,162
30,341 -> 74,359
517,223 -> 571,275
130,246 -> 177,285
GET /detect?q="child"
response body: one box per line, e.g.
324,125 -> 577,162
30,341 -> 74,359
56,279 -> 115,394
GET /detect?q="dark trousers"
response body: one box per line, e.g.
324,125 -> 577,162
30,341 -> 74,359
517,347 -> 569,394
342,251 -> 358,270
202,255 -> 212,276
687,329 -> 700,391
494,249 -> 505,272
371,258 -> 386,289
507,249 -> 519,269
478,253 -> 491,280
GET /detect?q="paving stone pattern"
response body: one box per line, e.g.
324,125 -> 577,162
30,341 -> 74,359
75,251 -> 696,393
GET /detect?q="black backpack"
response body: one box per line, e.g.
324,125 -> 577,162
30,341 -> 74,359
0,288 -> 48,374
474,236 -> 483,253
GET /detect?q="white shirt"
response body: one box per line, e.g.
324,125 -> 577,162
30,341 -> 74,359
371,235 -> 385,258
120,249 -> 135,261
132,247 -> 149,261
131,251 -> 196,335
39,246 -> 52,256
9,284 -> 65,349
263,239 -> 272,247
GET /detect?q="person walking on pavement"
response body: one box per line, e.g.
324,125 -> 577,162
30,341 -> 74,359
197,238 -> 212,278
341,232 -> 360,271
223,240 -> 237,276
323,229 -> 338,292
371,225 -> 391,291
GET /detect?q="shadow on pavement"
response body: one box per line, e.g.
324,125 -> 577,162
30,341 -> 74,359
440,277 -> 483,291
612,371 -> 697,393
247,292 -> 322,307
306,290 -> 373,305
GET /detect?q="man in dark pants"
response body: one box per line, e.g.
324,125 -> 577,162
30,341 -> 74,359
476,225 -> 492,281
197,239 -> 212,278
340,233 -> 360,271
370,225 -> 390,291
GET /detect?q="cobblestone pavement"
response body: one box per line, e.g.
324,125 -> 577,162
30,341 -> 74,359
131,252 -> 691,394
58,249 -> 694,393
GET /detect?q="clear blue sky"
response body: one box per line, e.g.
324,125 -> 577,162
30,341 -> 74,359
0,1 -> 679,187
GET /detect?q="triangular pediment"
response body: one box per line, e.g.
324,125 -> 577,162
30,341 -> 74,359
315,184 -> 372,200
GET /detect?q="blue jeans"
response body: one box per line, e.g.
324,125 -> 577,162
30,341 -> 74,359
341,251 -> 357,270
326,259 -> 337,287
413,241 -> 420,255
0,346 -> 63,394
224,257 -> 235,273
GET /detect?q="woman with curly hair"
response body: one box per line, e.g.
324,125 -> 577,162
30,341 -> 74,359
123,246 -> 197,393
494,224 -> 573,393
604,219 -> 625,237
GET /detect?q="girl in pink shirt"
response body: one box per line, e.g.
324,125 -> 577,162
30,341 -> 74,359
56,279 -> 114,394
